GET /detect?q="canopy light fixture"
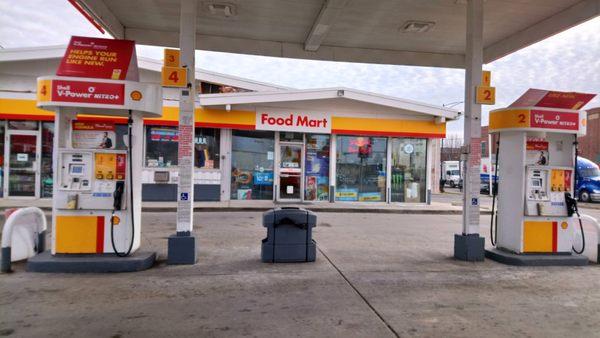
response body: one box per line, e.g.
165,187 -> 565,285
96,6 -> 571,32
205,2 -> 236,18
455,0 -> 488,4
401,21 -> 435,33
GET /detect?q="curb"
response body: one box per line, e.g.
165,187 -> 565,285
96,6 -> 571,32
579,202 -> 600,210
139,206 -> 493,215
0,206 -> 495,216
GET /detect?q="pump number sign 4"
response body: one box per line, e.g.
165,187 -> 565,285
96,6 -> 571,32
161,66 -> 187,88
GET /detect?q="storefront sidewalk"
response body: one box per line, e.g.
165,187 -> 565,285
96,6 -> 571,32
0,198 -> 473,214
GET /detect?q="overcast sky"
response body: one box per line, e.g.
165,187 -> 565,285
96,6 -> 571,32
0,0 -> 598,135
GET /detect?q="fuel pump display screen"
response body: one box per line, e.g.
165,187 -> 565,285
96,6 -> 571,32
70,164 -> 84,176
532,179 -> 541,188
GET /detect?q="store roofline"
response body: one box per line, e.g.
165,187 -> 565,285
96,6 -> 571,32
0,45 -> 290,92
199,87 -> 460,120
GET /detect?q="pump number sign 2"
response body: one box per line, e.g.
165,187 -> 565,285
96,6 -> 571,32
476,86 -> 495,105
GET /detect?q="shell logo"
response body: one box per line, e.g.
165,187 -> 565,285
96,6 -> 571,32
561,222 -> 568,230
581,118 -> 587,127
130,90 -> 143,101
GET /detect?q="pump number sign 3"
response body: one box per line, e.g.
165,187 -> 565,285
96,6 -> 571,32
164,49 -> 180,67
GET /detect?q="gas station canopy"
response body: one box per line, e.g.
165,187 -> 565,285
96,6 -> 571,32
75,0 -> 599,68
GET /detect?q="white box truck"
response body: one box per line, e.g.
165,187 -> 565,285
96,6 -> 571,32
442,161 -> 461,188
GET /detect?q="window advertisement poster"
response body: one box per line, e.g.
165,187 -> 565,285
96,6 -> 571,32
253,170 -> 274,186
358,192 -> 382,202
344,137 -> 372,157
305,144 -> 330,201
305,148 -> 329,177
72,121 -> 116,149
237,189 -> 252,200
150,128 -> 178,142
305,176 -> 317,200
335,188 -> 359,201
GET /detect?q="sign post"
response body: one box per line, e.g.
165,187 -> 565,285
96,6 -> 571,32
167,0 -> 198,265
454,0 -> 485,262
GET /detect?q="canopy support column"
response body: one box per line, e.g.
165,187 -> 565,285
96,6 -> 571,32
454,0 -> 485,262
168,0 -> 198,265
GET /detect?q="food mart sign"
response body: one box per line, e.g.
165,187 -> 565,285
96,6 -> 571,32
256,111 -> 331,133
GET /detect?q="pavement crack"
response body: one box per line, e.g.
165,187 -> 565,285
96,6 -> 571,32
318,246 -> 400,338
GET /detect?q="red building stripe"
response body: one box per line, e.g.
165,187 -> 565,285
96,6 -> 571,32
76,116 -> 128,124
552,221 -> 558,252
96,216 -> 105,253
144,119 -> 180,126
195,122 -> 255,130
142,120 -> 256,130
0,114 -> 54,121
332,129 -> 445,138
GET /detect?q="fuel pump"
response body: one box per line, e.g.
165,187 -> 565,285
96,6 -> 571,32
40,82 -> 160,260
485,89 -> 595,265
28,36 -> 162,272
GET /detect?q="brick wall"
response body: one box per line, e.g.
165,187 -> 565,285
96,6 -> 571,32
578,107 -> 600,164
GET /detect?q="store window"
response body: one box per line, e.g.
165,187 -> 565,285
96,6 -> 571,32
8,134 -> 37,197
305,134 -> 330,201
231,130 -> 274,200
280,132 -> 303,143
390,138 -> 427,203
145,126 -> 179,167
336,136 -> 387,202
8,120 -> 38,130
194,128 -> 220,169
40,122 -> 54,198
144,126 -> 220,169
481,141 -> 487,157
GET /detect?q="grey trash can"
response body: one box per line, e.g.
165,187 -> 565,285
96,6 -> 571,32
261,207 -> 317,263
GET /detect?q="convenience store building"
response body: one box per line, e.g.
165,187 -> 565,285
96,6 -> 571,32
0,46 -> 456,203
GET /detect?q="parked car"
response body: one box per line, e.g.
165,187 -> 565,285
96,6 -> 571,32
479,173 -> 498,194
480,180 -> 490,194
576,157 -> 600,202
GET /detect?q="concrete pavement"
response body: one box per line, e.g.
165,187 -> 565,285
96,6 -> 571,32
2,211 -> 600,337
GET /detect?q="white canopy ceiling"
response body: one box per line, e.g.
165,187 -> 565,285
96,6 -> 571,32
76,0 -> 599,68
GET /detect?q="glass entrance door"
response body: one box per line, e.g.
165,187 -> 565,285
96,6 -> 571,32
278,143 -> 303,201
6,133 -> 39,197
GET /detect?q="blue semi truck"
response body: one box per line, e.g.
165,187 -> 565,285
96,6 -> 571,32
479,156 -> 600,202
576,157 -> 600,202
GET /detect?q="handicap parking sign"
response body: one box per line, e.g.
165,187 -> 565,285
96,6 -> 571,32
471,197 -> 478,206
180,192 -> 189,201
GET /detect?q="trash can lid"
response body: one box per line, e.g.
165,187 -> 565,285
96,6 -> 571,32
263,207 -> 316,227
